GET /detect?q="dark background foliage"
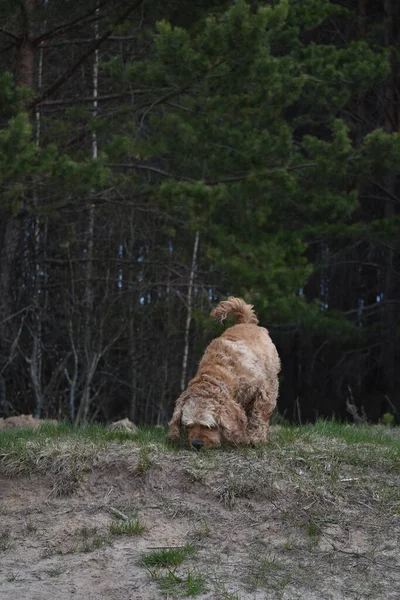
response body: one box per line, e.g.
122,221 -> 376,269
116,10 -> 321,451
0,0 -> 399,424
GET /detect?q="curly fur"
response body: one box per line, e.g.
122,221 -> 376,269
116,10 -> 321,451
168,297 -> 281,448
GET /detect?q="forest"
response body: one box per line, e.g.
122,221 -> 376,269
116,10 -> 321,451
0,0 -> 399,425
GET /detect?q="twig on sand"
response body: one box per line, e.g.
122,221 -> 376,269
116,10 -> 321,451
104,505 -> 129,521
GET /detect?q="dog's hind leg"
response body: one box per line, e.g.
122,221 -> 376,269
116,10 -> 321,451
246,377 -> 278,445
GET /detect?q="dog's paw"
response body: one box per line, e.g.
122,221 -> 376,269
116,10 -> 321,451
247,428 -> 270,446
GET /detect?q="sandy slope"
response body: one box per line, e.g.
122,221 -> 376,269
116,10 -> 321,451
0,435 -> 399,599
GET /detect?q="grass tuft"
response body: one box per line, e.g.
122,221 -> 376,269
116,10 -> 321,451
148,567 -> 207,597
247,554 -> 287,591
46,566 -> 63,578
218,462 -> 273,509
141,544 -> 204,596
110,517 -> 147,536
136,445 -> 152,474
0,532 -> 13,553
141,544 -> 196,568
81,534 -> 111,553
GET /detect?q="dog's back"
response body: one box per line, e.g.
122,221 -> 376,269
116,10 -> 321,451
201,298 -> 280,384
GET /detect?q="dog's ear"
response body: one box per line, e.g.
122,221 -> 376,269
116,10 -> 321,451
167,395 -> 185,441
216,400 -> 248,445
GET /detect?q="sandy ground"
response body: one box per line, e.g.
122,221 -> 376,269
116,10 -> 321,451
0,440 -> 399,600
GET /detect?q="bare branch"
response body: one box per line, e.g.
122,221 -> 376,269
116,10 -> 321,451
106,162 -> 317,186
33,0 -> 111,44
30,0 -> 146,109
0,28 -> 20,41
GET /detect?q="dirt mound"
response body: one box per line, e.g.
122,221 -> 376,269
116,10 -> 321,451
0,429 -> 399,599
0,414 -> 57,430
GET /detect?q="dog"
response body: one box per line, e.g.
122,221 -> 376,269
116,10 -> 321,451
168,297 -> 280,449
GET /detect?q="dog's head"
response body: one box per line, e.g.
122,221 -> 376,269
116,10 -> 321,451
181,397 -> 222,449
168,395 -> 247,450
183,418 -> 222,450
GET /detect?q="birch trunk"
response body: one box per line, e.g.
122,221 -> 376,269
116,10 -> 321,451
180,231 -> 200,392
381,0 -> 398,400
76,5 -> 99,423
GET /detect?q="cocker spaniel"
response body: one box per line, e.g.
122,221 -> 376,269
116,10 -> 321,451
168,297 -> 280,449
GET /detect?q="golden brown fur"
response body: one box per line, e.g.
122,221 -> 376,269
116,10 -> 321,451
168,297 -> 281,448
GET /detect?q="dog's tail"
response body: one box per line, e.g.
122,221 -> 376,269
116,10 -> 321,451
210,297 -> 259,325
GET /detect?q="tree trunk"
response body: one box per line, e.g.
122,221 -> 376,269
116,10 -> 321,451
15,0 -> 35,88
180,231 -> 200,392
381,0 -> 398,400
77,5 -> 99,423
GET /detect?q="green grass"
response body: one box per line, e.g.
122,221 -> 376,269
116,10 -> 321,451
306,419 -> 400,446
110,517 -> 147,536
306,520 -> 321,538
0,422 -> 168,452
151,568 -> 207,597
141,544 -> 203,597
1,419 -> 397,455
141,545 -> 196,568
273,419 -> 399,448
1,420 -> 398,489
271,420 -> 400,473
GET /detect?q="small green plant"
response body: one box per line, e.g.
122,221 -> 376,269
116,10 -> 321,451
213,582 -> 241,600
247,555 -> 285,590
6,572 -> 19,582
79,527 -> 111,553
142,544 -> 203,596
110,517 -> 147,536
81,534 -> 110,553
47,566 -> 63,578
0,532 -> 13,552
382,412 -> 395,427
41,547 -> 55,559
136,445 -> 152,474
305,520 -> 321,550
149,567 -> 207,597
191,520 -> 211,541
26,521 -> 37,534
184,570 -> 207,596
80,526 -> 98,539
141,544 -> 196,568
306,520 -> 321,539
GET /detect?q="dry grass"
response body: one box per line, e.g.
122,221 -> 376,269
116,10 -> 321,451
0,440 -> 100,496
0,425 -> 164,496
